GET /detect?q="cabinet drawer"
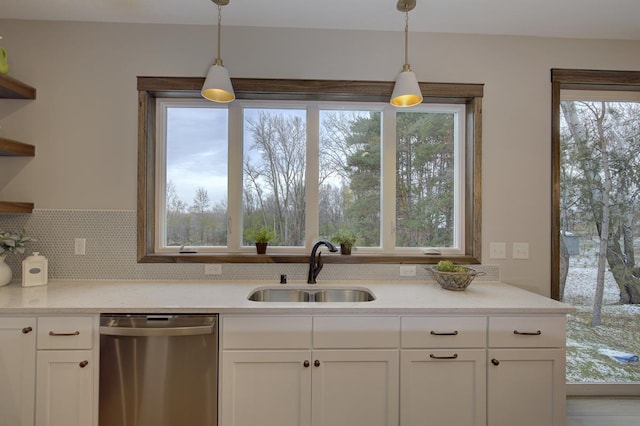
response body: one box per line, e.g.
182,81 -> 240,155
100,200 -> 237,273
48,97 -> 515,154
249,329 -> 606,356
401,316 -> 487,348
37,316 -> 94,350
222,315 -> 312,349
313,316 -> 400,348
489,316 -> 566,348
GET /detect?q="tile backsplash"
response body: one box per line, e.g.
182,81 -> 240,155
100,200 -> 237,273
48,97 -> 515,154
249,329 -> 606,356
0,209 -> 498,282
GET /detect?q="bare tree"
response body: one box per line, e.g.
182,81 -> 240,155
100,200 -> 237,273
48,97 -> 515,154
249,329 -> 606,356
561,101 -> 640,322
244,111 -> 307,245
190,187 -> 211,245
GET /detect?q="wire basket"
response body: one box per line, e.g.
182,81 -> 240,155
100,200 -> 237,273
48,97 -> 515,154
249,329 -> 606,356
427,266 -> 485,291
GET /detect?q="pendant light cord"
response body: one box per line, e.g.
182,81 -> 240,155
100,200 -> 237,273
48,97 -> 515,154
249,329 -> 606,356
216,3 -> 223,65
403,6 -> 410,71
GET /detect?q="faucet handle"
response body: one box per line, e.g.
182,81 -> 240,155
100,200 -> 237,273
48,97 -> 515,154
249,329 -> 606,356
313,252 -> 324,279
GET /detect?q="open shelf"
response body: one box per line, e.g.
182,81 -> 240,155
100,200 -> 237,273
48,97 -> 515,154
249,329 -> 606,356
0,75 -> 37,213
0,137 -> 35,156
0,202 -> 34,214
0,74 -> 36,99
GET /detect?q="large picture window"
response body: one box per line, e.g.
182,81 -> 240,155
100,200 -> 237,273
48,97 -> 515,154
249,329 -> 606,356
138,78 -> 482,263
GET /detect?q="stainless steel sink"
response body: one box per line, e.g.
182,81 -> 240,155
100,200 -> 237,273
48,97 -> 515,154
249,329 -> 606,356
247,288 -> 311,302
247,286 -> 375,302
314,288 -> 376,302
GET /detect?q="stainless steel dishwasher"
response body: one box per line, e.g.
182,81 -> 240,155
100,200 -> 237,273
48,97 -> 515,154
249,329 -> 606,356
99,314 -> 218,426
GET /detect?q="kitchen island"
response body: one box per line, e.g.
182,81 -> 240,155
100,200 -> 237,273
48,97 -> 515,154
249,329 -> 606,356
1,280 -> 571,426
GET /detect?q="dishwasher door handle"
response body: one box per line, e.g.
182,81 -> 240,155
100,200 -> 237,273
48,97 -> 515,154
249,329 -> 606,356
100,325 -> 214,337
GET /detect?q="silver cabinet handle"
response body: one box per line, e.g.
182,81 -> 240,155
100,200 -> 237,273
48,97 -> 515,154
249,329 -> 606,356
79,360 -> 89,368
429,353 -> 458,360
430,330 -> 458,336
513,330 -> 542,336
49,331 -> 80,336
22,326 -> 33,334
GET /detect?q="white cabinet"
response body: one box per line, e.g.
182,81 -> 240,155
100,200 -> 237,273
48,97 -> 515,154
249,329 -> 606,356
0,317 -> 36,426
400,316 -> 487,426
35,316 -> 98,426
35,350 -> 94,426
488,315 -> 566,426
220,315 -> 400,426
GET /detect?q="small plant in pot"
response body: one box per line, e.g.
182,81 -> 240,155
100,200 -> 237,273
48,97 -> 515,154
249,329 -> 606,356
245,226 -> 275,254
331,229 -> 357,255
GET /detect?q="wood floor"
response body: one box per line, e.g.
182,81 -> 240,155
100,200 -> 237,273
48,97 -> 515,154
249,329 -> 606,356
567,398 -> 640,425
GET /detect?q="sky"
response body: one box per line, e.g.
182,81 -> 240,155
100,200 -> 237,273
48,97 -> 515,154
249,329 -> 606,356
166,106 -> 228,206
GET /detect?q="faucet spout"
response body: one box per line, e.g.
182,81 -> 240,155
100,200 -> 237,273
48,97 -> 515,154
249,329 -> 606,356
307,240 -> 338,284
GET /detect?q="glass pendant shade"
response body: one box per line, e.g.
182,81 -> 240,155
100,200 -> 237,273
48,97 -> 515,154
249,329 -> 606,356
201,63 -> 235,103
390,69 -> 423,107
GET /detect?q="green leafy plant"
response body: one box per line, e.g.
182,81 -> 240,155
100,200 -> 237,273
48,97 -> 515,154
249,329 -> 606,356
331,229 -> 357,250
245,226 -> 275,244
435,260 -> 467,273
0,229 -> 35,256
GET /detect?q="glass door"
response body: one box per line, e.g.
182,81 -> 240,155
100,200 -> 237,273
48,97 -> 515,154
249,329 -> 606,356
555,82 -> 640,393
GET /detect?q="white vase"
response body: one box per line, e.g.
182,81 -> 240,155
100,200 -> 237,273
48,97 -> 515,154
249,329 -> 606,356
0,255 -> 12,287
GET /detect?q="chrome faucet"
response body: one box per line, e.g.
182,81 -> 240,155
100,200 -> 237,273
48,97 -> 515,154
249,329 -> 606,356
307,240 -> 338,284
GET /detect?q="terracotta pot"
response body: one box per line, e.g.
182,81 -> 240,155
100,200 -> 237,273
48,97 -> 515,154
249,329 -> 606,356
255,242 -> 268,255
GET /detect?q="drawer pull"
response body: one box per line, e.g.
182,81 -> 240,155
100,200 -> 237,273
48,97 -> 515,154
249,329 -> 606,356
430,330 -> 458,336
314,360 -> 321,367
491,358 -> 500,366
22,326 -> 33,334
303,360 -> 310,368
513,330 -> 542,336
429,353 -> 458,360
79,360 -> 89,368
49,331 -> 80,337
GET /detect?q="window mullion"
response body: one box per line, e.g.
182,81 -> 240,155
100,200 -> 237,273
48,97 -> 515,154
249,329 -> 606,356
381,105 -> 397,252
227,103 -> 243,250
305,105 -> 320,248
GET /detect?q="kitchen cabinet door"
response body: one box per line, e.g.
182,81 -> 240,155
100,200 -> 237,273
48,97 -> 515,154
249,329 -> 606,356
220,350 -> 312,426
400,349 -> 486,426
487,348 -> 566,426
0,317 -> 36,426
311,349 -> 399,426
35,350 -> 94,426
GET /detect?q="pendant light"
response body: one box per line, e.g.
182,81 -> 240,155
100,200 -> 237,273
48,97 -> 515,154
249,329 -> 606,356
390,0 -> 423,107
201,0 -> 235,103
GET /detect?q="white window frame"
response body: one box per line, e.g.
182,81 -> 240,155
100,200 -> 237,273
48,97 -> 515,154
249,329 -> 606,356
154,98 -> 466,255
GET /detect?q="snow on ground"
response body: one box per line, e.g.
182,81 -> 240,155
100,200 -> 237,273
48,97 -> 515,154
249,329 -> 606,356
563,257 -> 640,383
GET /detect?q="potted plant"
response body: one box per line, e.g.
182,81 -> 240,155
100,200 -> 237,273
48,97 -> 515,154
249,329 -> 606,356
331,229 -> 357,255
0,228 -> 34,286
245,226 -> 275,254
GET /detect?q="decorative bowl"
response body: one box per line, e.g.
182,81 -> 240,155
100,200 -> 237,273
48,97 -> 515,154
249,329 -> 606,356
427,266 -> 485,291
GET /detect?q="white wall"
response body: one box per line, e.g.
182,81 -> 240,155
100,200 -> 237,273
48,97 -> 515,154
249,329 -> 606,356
1,19 -> 639,295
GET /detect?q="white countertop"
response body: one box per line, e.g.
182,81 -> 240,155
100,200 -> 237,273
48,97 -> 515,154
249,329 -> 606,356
0,280 -> 572,315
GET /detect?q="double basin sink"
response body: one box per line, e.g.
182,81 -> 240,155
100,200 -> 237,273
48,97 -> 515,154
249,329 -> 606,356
248,286 -> 376,303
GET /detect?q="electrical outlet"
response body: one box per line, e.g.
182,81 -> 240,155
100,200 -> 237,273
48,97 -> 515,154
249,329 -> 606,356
204,264 -> 222,275
489,242 -> 506,259
400,265 -> 416,276
513,242 -> 530,259
74,238 -> 86,255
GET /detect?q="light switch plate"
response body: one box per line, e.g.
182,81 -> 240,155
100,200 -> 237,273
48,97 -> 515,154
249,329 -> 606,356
399,265 -> 416,276
489,242 -> 506,259
512,242 -> 530,259
74,238 -> 86,255
204,264 -> 222,275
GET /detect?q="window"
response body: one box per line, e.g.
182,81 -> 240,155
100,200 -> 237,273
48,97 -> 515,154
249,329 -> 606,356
138,78 -> 483,263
